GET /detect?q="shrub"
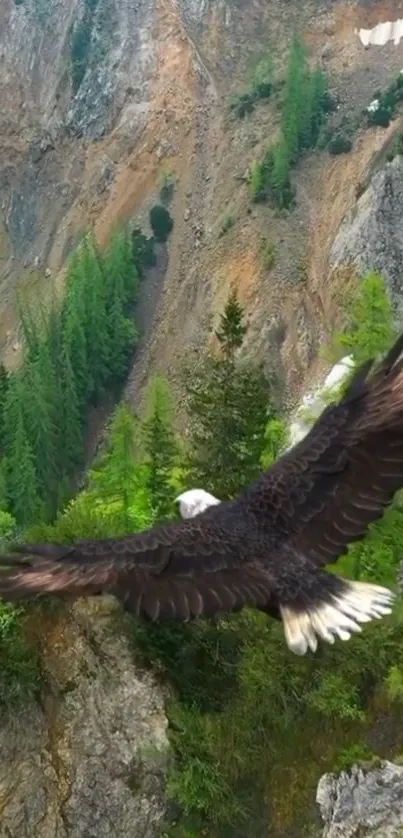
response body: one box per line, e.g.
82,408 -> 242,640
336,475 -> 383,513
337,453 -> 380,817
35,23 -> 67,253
261,239 -> 276,269
160,170 -> 175,205
386,132 -> 403,161
149,205 -> 174,243
0,603 -> 40,708
229,92 -> 256,119
249,161 -> 266,202
328,134 -> 353,155
218,211 -> 235,237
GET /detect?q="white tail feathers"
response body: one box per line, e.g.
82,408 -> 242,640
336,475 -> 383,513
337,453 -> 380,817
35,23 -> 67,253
280,580 -> 396,656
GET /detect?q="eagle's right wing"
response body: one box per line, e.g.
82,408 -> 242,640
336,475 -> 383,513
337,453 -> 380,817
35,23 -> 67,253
241,332 -> 403,566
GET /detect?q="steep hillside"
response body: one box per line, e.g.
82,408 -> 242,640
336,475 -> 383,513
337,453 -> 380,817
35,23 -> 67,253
1,0 -> 403,409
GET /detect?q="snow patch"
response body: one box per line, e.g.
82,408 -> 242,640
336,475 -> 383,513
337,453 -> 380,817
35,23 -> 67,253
288,356 -> 355,448
356,19 -> 403,47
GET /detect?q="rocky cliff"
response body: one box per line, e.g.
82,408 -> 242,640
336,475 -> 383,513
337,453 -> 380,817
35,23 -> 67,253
0,598 -> 169,838
1,0 -> 403,407
317,760 -> 403,838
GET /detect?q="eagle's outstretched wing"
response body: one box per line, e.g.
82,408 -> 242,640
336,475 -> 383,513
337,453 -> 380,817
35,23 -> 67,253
0,509 -> 274,620
241,332 -> 403,565
1,334 -> 403,653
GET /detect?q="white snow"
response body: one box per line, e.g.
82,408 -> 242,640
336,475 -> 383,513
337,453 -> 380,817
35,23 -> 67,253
356,19 -> 403,47
288,356 -> 355,448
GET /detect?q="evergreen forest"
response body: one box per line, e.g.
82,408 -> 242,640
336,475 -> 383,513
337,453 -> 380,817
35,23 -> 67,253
1,227 -> 403,835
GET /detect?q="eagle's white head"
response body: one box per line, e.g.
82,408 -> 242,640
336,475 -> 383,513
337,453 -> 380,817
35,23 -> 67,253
175,489 -> 221,519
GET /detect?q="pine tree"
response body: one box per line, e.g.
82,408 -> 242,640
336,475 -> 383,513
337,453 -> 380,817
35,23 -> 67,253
0,363 -> 10,454
215,291 -> 246,356
104,230 -> 140,308
142,376 -> 179,522
89,403 -> 150,532
59,341 -> 84,477
184,293 -> 274,499
335,271 -> 397,364
79,235 -> 111,401
62,303 -> 90,411
4,376 -> 42,527
23,348 -> 60,519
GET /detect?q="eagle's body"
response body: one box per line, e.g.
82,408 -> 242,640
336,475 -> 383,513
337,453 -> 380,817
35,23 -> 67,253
2,335 -> 403,654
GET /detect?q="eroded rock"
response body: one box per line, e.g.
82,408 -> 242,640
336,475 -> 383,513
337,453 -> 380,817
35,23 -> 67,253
317,760 -> 403,838
0,597 -> 170,838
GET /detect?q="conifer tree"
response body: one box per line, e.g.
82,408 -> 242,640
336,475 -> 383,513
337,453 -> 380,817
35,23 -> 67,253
335,271 -> 397,363
23,348 -> 60,519
142,376 -> 179,523
59,341 -> 84,476
184,292 -> 274,499
4,376 -> 42,527
0,363 -> 10,454
89,403 -> 150,532
62,303 -> 90,412
79,235 -> 111,401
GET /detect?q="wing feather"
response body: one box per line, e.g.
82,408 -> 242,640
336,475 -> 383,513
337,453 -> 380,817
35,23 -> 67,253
0,511 -> 276,620
240,333 -> 403,566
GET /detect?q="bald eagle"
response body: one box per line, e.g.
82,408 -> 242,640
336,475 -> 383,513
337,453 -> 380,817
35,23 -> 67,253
2,335 -> 403,656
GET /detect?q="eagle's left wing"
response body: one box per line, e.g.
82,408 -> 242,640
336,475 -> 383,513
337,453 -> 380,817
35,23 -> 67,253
0,510 -> 274,620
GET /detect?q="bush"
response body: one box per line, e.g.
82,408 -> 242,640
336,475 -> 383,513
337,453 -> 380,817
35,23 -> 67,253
160,171 -> 175,205
386,132 -> 403,161
261,239 -> 276,269
149,205 -> 174,243
0,603 -> 40,708
368,106 -> 391,128
229,92 -> 256,119
328,134 -> 353,155
249,161 -> 266,202
218,211 -> 235,237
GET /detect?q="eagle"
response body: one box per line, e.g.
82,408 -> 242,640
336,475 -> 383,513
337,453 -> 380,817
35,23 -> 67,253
2,334 -> 403,656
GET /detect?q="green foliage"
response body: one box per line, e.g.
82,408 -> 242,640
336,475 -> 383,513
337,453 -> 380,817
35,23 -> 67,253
0,602 -> 40,708
260,238 -> 276,270
385,665 -> 403,705
386,132 -> 403,162
260,416 -> 287,468
183,291 -> 276,500
88,403 -> 152,534
332,743 -> 375,773
249,160 -> 266,202
229,53 -> 272,119
0,509 -> 16,543
132,227 -> 157,273
3,267 -> 403,836
367,73 -> 403,129
252,38 -> 329,208
160,170 -> 176,205
150,205 -> 174,243
142,376 -> 179,523
1,228 -> 141,528
334,270 -> 397,364
0,363 -> 9,453
218,211 -> 236,237
306,673 -> 364,721
328,134 -> 353,155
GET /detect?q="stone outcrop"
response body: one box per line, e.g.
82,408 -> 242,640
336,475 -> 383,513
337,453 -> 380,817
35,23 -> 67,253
317,760 -> 403,838
0,598 -> 170,838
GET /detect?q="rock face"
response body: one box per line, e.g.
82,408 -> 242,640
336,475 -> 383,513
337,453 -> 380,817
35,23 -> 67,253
0,598 -> 170,838
330,155 -> 403,319
317,760 -> 403,838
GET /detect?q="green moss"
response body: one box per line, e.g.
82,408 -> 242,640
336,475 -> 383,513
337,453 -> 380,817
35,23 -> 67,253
0,602 -> 40,708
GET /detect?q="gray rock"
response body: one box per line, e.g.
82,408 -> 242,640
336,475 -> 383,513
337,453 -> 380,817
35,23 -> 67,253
0,597 -> 170,838
330,155 -> 403,319
317,760 -> 403,838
